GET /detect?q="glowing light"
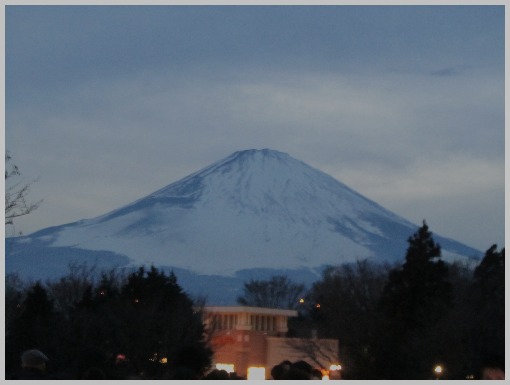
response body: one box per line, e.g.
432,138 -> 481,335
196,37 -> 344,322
216,363 -> 235,373
330,364 -> 342,371
434,365 -> 444,379
115,354 -> 126,364
316,303 -> 321,308
247,366 -> 265,380
159,357 -> 168,364
299,298 -> 305,303
322,374 -> 330,380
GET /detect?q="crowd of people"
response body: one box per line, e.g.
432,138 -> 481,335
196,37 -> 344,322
7,349 -> 317,380
9,348 -> 504,380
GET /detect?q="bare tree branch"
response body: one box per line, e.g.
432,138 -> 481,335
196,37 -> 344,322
237,275 -> 305,309
5,152 -> 42,226
284,336 -> 339,369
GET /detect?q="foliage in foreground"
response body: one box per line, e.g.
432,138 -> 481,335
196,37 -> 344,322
5,223 -> 504,380
237,222 -> 505,380
303,222 -> 505,379
5,266 -> 212,380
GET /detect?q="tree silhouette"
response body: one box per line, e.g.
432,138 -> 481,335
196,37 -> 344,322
5,281 -> 61,377
470,245 -> 505,375
70,266 -> 212,379
5,151 -> 41,227
376,221 -> 452,379
237,275 -> 305,309
306,260 -> 388,379
381,221 -> 451,329
6,266 -> 212,379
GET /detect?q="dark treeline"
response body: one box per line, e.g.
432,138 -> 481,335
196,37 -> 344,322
238,222 -> 505,380
5,266 -> 213,380
5,222 -> 505,380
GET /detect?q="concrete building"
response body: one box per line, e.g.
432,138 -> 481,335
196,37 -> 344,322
203,306 -> 340,380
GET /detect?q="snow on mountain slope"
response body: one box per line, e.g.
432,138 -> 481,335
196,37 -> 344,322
7,149 -> 482,283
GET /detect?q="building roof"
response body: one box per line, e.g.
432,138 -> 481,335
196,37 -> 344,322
203,306 -> 298,317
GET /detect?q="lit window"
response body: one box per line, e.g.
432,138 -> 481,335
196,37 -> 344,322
216,363 -> 235,373
247,366 -> 265,380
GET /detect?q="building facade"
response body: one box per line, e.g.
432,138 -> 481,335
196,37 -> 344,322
203,306 -> 340,380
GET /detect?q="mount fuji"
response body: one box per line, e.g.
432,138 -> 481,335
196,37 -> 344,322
6,149 -> 482,304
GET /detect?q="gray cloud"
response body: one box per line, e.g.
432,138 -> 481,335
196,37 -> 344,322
6,5 -> 505,251
430,66 -> 464,77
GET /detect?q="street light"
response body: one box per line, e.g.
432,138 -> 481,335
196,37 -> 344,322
329,364 -> 342,380
434,364 -> 444,380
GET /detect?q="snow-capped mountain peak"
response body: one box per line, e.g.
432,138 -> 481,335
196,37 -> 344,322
6,149 -> 481,303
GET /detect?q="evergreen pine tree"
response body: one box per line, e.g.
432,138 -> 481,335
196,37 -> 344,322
6,282 -> 59,377
471,245 -> 505,375
376,221 -> 452,379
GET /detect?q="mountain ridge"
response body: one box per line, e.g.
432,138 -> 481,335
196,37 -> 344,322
6,149 -> 482,303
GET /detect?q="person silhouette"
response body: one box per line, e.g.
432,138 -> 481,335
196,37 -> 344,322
15,349 -> 49,379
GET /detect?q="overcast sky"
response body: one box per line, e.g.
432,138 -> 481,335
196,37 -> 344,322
5,5 -> 505,252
